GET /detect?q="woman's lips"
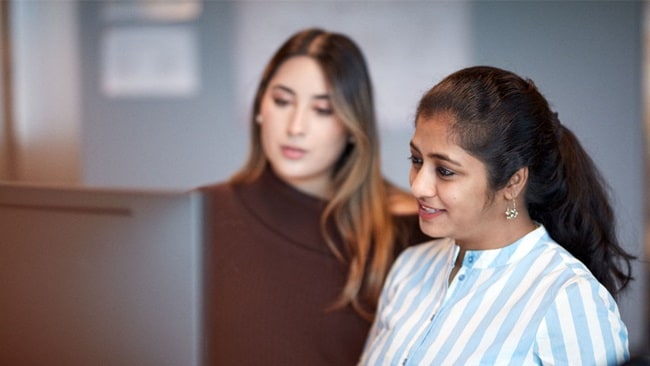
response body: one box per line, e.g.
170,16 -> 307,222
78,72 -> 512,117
418,202 -> 443,220
281,145 -> 306,160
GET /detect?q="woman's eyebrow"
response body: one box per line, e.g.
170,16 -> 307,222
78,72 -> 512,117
270,84 -> 295,95
409,141 -> 461,167
312,94 -> 330,101
409,141 -> 420,153
271,84 -> 330,101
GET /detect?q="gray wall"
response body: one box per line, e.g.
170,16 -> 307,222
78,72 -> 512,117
77,1 -> 647,353
79,1 -> 240,189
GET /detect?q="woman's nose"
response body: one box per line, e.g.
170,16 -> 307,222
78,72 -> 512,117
410,168 -> 435,199
287,108 -> 308,136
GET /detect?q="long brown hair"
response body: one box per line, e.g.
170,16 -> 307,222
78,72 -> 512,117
231,28 -> 402,320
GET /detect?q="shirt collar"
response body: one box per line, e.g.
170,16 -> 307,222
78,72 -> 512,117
455,225 -> 548,269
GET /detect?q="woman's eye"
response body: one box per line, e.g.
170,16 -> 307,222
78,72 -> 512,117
437,167 -> 454,177
314,107 -> 334,116
408,155 -> 423,166
273,97 -> 290,107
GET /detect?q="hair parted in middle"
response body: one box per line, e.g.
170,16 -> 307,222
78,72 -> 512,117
231,28 -> 407,320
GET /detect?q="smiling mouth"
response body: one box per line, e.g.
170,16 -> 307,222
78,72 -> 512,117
418,202 -> 445,219
419,202 -> 440,213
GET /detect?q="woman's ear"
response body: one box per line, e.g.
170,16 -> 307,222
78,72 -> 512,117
504,167 -> 528,200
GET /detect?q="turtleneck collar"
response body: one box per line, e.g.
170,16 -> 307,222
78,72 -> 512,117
232,167 -> 336,255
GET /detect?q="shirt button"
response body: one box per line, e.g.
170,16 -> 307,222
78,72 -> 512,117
467,256 -> 474,263
458,274 -> 466,281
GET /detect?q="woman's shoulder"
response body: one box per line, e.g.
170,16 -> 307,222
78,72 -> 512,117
535,232 -> 595,277
530,231 -> 610,296
194,180 -> 239,209
196,180 -> 233,195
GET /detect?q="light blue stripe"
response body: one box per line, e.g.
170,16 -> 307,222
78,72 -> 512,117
544,296 -> 570,364
478,266 -> 544,363
463,243 -> 540,358
367,243 -> 448,362
469,250 -> 555,364
426,262 -> 502,363
567,282 -> 596,364
510,256 -> 564,358
591,279 -> 628,364
391,245 -> 450,362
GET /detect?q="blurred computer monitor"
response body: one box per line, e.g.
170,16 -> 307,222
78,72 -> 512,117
0,183 -> 203,366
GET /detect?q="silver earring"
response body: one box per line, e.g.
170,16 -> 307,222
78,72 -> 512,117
505,199 -> 518,220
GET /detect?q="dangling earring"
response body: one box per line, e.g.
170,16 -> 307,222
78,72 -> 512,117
255,114 -> 263,124
505,199 -> 518,220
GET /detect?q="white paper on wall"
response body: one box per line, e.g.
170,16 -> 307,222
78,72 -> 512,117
101,25 -> 199,98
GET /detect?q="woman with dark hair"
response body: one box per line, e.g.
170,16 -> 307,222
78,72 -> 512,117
200,28 -> 428,365
360,66 -> 633,365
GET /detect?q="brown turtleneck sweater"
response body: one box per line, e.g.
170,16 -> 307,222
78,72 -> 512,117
199,168 -> 428,365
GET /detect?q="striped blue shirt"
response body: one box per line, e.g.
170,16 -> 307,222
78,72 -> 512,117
359,226 -> 629,365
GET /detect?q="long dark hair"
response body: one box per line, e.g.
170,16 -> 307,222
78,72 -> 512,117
416,65 -> 634,297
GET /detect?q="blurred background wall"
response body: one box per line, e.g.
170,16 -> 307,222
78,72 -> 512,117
1,0 -> 647,354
